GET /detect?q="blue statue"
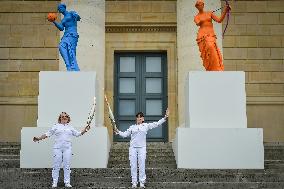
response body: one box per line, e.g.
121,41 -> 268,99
51,3 -> 81,71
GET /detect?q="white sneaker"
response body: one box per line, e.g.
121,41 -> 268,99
52,182 -> 57,188
65,183 -> 72,187
140,183 -> 145,188
132,183 -> 137,188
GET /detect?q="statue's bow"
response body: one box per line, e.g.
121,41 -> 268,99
222,0 -> 230,38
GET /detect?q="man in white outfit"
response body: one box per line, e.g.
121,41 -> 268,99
33,112 -> 90,188
115,108 -> 169,188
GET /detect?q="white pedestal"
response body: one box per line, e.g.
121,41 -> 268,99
173,71 -> 264,169
173,128 -> 264,169
37,71 -> 97,128
185,71 -> 246,128
20,71 -> 110,168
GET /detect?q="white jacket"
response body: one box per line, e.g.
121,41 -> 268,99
45,123 -> 81,148
118,118 -> 166,148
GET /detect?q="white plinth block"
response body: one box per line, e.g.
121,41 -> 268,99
185,71 -> 246,128
37,71 -> 97,128
173,128 -> 264,169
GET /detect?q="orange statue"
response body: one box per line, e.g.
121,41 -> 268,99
194,0 -> 230,71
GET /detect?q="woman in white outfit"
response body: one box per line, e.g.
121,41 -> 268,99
115,108 -> 169,188
33,112 -> 90,188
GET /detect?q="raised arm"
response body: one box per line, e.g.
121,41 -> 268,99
147,108 -> 169,130
71,125 -> 90,137
116,128 -> 132,138
211,5 -> 230,23
80,125 -> 90,135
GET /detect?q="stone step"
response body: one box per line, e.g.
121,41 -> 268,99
110,150 -> 174,155
1,160 -> 282,171
2,179 -> 284,189
0,159 -> 20,168
111,142 -> 173,149
2,168 -> 283,176
2,168 -> 284,183
109,154 -> 175,160
108,158 -> 176,163
108,163 -> 177,169
70,182 -> 284,189
2,159 -> 283,170
1,159 -> 283,170
1,149 -> 282,161
0,154 -> 19,159
0,147 -> 20,155
108,158 -> 176,164
108,162 -> 284,170
265,149 -> 284,160
2,177 -> 284,189
0,142 -> 20,148
265,163 -> 284,170
264,143 -> 284,147
110,148 -> 174,153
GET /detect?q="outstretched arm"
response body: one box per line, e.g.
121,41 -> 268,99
211,5 -> 230,23
71,125 -> 90,137
33,125 -> 56,142
33,134 -> 48,142
80,125 -> 90,136
115,128 -> 132,138
147,108 -> 169,130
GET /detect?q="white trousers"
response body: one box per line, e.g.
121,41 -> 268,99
129,147 -> 146,184
52,145 -> 72,184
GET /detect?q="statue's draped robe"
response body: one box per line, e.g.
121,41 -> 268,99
59,11 -> 80,71
194,12 -> 224,71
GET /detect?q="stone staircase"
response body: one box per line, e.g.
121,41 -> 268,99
0,142 -> 284,188
108,142 -> 176,169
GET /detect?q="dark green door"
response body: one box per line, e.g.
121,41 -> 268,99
114,52 -> 168,142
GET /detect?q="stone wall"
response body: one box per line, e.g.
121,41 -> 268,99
223,0 -> 284,141
0,0 -> 283,142
0,0 -> 60,142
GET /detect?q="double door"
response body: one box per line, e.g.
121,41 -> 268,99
114,52 -> 168,141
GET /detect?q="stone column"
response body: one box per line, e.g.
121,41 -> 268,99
61,0 -> 105,126
177,0 -> 222,126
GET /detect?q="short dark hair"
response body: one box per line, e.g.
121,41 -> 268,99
136,112 -> 144,118
58,112 -> 71,123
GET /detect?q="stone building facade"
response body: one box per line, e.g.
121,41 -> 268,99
0,0 -> 283,142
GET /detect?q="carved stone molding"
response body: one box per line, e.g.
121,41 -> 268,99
105,25 -> 177,33
0,97 -> 37,105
